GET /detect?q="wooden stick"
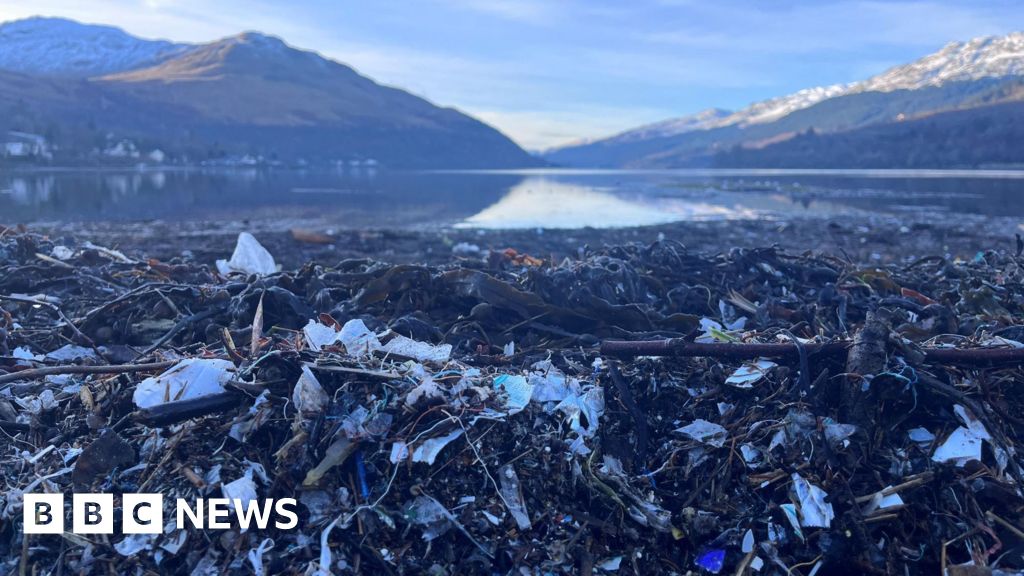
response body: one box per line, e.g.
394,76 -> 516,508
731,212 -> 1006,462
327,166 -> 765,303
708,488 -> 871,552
0,361 -> 177,385
133,391 -> 246,427
601,339 -> 1024,365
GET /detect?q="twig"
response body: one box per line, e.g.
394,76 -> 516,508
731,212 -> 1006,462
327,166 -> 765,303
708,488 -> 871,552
0,361 -> 176,385
133,391 -> 247,427
601,338 -> 1024,365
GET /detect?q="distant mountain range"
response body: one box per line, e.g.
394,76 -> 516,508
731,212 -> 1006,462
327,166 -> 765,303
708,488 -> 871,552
546,32 -> 1024,169
0,17 -> 538,168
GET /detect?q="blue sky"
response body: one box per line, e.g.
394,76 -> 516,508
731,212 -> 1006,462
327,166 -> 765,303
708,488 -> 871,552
2,1 -> 1024,149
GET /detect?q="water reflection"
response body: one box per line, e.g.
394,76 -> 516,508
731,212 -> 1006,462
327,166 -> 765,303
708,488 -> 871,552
2,168 -> 1024,228
458,178 -> 759,229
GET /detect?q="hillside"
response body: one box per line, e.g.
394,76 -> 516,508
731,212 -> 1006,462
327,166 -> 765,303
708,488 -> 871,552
0,18 -> 538,168
713,100 -> 1024,169
545,31 -> 1024,168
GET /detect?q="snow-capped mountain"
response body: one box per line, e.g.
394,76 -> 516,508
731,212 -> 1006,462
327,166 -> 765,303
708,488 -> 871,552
855,32 -> 1024,93
0,17 -> 188,77
0,17 -> 537,168
547,30 -> 1024,167
604,108 -> 733,142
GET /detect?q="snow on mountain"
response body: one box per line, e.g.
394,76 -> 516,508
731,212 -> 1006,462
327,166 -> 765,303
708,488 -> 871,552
0,17 -> 188,77
603,108 -> 733,142
855,32 -> 1024,92
592,31 -> 1024,148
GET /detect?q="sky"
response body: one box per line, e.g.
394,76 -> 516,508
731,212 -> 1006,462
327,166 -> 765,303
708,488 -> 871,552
2,1 -> 1024,150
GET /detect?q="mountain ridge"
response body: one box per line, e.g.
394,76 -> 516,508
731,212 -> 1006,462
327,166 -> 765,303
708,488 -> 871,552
0,17 -> 538,168
545,30 -> 1024,168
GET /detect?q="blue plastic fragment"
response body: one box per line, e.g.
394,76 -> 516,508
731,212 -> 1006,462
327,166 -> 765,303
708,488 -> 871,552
354,450 -> 370,500
696,548 -> 726,573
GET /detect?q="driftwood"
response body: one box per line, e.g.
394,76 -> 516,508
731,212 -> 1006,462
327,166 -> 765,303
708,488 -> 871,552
132,391 -> 247,427
0,361 -> 178,386
600,339 -> 1024,365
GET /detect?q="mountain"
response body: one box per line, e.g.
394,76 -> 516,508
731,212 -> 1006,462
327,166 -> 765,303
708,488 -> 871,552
545,32 -> 1024,168
0,17 -> 537,168
0,17 -> 188,77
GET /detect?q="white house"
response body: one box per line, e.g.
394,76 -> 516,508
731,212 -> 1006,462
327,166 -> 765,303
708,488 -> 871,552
2,131 -> 52,159
103,139 -> 140,159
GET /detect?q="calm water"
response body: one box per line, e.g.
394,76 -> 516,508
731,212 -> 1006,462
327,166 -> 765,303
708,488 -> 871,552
3,168 -> 1024,228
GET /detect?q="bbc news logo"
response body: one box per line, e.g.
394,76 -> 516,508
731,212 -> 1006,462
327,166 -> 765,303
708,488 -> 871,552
23,493 -> 298,534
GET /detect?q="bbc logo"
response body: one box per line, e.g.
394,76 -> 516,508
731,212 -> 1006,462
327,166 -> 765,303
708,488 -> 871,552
24,494 -> 163,534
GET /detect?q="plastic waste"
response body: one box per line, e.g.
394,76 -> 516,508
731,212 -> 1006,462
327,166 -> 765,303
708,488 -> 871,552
292,365 -> 329,414
132,358 -> 234,409
499,464 -> 531,530
676,419 -> 729,448
725,359 -> 777,388
695,548 -> 726,573
216,232 -> 277,276
932,405 -> 991,466
791,473 -> 834,528
412,429 -> 463,465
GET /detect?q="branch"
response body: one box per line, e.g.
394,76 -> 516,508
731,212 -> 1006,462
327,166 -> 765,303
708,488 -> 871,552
600,339 -> 1024,365
0,361 -> 177,386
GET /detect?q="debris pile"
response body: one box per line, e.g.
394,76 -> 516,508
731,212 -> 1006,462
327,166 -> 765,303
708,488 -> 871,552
3,229 -> 1024,574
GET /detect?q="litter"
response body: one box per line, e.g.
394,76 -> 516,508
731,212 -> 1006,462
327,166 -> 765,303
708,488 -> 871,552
931,405 -> 992,466
724,358 -> 777,387
411,429 -> 464,465
675,419 -> 729,448
3,224 -> 1024,575
216,232 -> 277,276
791,473 -> 834,528
132,358 -> 234,409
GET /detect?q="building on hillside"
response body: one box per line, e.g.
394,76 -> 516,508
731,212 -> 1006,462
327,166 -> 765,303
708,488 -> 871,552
2,131 -> 53,160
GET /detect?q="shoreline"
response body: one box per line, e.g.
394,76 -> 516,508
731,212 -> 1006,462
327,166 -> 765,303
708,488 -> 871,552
20,210 -> 1022,270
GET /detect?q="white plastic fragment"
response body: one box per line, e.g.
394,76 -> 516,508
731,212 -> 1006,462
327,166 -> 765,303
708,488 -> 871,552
115,533 -> 156,556
223,470 -> 260,531
862,486 -> 905,515
247,538 -> 275,576
51,245 -> 75,260
302,320 -> 341,351
597,556 -> 623,572
823,420 -> 859,450
338,319 -> 382,356
791,473 -> 834,528
725,359 -> 777,388
675,419 -> 729,448
499,464 -> 531,530
12,346 -> 40,361
742,529 -> 755,553
46,344 -> 98,362
412,429 -> 464,465
216,232 -> 277,276
555,386 -> 605,454
494,374 -> 534,414
932,405 -> 991,466
529,362 -> 578,403
292,365 -> 329,414
389,441 -> 410,464
908,427 -> 935,447
133,358 -> 234,410
740,444 -> 763,467
381,334 -> 452,363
